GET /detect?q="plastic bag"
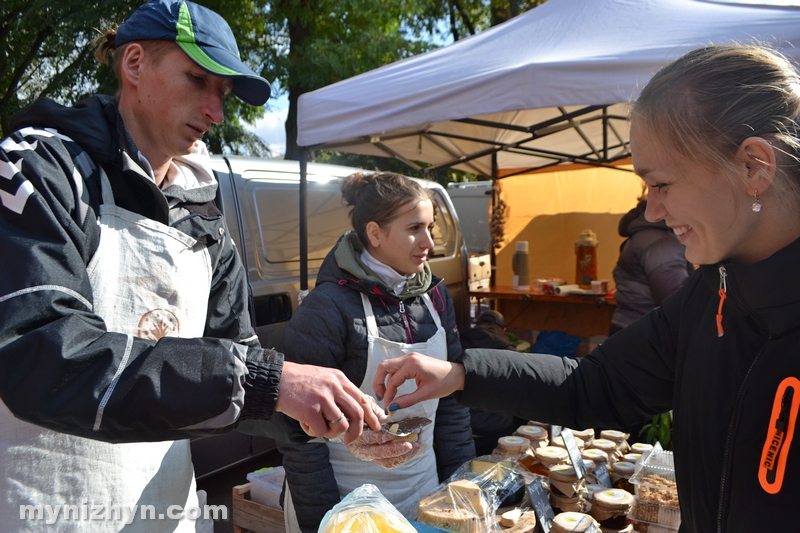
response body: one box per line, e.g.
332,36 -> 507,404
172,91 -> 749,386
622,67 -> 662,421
318,484 -> 417,533
415,455 -> 536,533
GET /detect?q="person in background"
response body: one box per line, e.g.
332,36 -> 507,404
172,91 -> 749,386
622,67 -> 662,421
609,197 -> 693,336
460,310 -> 526,455
373,44 -> 800,532
460,310 -> 516,350
278,172 -> 475,533
0,2 -> 379,531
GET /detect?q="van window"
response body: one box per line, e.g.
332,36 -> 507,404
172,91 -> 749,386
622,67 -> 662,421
430,190 -> 456,259
248,183 -> 351,264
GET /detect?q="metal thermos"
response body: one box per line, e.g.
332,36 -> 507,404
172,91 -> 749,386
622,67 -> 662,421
512,241 -> 530,290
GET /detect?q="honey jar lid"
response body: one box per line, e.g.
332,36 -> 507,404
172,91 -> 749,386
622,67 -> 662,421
515,425 -> 547,440
551,512 -> 599,532
590,439 -> 617,452
582,449 -> 609,463
631,442 -> 654,453
585,484 -> 605,500
622,453 -> 642,463
549,464 -> 579,482
592,488 -> 634,509
497,435 -> 530,453
600,430 -> 627,442
535,446 -> 569,462
612,461 -> 636,477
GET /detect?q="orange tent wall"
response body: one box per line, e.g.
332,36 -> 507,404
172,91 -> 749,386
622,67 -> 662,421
494,165 -> 643,288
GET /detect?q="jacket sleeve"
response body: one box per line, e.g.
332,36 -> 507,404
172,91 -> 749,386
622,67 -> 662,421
642,235 -> 692,304
433,285 -> 476,480
458,285 -> 681,430
277,288 -> 349,531
0,127 -> 280,443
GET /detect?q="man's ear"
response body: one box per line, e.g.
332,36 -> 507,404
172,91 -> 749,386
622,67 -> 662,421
365,221 -> 382,249
738,136 -> 777,196
119,43 -> 146,88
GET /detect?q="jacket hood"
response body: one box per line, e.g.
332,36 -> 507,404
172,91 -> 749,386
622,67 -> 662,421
319,232 -> 437,299
619,200 -> 671,237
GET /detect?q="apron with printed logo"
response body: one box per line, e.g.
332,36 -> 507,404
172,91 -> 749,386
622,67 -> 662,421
0,167 -> 213,533
285,291 -> 447,532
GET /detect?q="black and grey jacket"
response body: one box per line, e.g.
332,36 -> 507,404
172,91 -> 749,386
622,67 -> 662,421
611,200 -> 693,329
459,235 -> 800,532
278,233 -> 476,533
0,95 -> 281,443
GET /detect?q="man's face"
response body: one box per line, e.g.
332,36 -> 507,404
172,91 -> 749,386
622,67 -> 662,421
131,44 -> 232,164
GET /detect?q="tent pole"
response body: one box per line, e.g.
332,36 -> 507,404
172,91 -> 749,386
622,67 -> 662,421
490,153 -> 498,288
299,148 -> 309,293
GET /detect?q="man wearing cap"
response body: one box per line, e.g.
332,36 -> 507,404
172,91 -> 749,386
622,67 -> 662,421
0,1 -> 379,531
460,310 -> 516,351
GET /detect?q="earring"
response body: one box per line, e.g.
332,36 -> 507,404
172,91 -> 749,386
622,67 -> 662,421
752,190 -> 762,213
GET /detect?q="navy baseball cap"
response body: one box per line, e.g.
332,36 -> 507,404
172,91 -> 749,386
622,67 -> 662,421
116,0 -> 271,106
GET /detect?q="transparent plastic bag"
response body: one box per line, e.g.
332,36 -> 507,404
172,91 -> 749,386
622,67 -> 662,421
414,455 -> 536,533
318,484 -> 417,533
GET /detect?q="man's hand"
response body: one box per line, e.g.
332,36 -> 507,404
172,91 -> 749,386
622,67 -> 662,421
372,352 -> 466,409
276,362 -> 382,444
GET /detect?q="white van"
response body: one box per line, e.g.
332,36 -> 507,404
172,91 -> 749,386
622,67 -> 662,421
191,156 -> 469,479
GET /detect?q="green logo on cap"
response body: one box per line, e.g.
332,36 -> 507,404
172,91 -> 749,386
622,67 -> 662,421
175,2 -> 240,76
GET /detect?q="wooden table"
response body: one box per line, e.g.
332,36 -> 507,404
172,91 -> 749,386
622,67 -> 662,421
469,285 -> 616,338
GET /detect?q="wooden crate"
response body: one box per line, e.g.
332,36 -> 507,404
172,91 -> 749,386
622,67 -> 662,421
232,483 -> 285,533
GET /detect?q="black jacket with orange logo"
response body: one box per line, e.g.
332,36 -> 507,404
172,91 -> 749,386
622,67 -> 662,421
458,235 -> 800,532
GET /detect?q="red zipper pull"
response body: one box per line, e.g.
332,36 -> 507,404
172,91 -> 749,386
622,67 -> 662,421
716,266 -> 727,337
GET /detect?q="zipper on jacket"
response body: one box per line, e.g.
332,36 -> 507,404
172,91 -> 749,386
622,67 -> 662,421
398,300 -> 414,343
716,332 -> 771,532
716,266 -> 728,337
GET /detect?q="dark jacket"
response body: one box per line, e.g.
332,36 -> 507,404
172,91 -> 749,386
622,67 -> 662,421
0,96 -> 281,443
458,235 -> 800,532
278,233 -> 475,533
611,200 -> 693,329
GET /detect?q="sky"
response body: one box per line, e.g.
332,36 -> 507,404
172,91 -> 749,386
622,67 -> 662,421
244,93 -> 290,157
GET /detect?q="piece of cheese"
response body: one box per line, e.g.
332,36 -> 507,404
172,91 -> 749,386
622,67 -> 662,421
394,432 -> 418,442
321,508 -> 416,533
500,508 -> 522,527
417,492 -> 483,533
447,479 -> 489,518
471,458 -> 513,481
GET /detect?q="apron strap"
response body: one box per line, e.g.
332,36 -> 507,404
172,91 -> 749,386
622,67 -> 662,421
359,292 -> 442,339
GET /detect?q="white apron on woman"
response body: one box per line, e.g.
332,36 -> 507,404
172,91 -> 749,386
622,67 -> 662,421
285,292 -> 447,532
0,164 -> 213,532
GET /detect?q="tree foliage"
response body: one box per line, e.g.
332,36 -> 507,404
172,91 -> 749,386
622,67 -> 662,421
1,0 -> 546,161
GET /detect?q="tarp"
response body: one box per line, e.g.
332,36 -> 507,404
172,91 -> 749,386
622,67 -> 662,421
297,0 -> 800,177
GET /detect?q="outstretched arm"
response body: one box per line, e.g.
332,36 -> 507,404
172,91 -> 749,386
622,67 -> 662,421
373,353 -> 465,409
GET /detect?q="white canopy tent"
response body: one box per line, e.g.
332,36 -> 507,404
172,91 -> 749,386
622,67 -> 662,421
297,0 -> 800,177
292,0 -> 800,288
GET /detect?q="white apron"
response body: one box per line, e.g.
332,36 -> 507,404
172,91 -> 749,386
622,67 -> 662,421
285,292 -> 447,532
0,167 -> 213,533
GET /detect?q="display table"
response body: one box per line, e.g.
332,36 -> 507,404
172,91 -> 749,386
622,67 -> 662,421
469,285 -> 616,338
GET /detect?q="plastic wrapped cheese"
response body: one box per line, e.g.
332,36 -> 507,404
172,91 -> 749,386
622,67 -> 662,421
319,484 -> 416,533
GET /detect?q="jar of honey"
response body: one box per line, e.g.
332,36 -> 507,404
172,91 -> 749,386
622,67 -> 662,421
575,230 -> 598,288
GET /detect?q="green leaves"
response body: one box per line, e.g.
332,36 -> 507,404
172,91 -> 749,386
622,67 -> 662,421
640,411 -> 673,450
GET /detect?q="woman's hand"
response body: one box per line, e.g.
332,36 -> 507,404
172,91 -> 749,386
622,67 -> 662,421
372,352 -> 466,409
